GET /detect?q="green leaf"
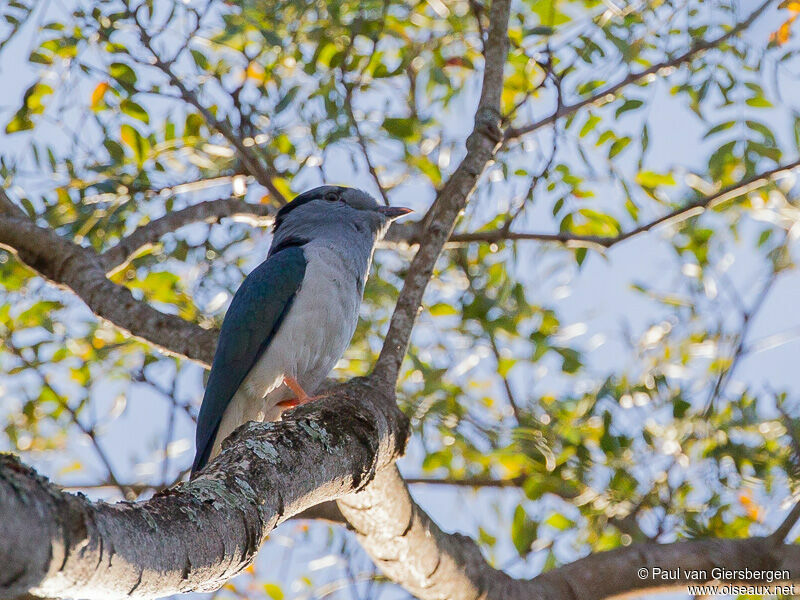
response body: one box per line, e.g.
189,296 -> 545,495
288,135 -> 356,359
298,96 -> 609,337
511,505 -> 537,557
382,117 -> 418,141
103,139 -> 125,163
120,99 -> 149,124
190,49 -> 209,70
704,120 -> 736,139
109,62 -> 137,87
575,247 -> 588,267
793,113 -> 800,149
5,109 -> 33,133
275,86 -> 300,114
525,25 -> 554,36
184,113 -> 203,138
673,397 -> 691,418
745,96 -> 772,108
579,113 -> 600,138
429,302 -> 459,316
615,99 -> 643,118
608,137 -> 631,158
120,124 -> 149,165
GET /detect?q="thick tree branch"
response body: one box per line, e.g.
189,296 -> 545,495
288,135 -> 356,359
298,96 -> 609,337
1,378 -> 409,600
372,0 -> 510,385
0,186 -> 28,218
11,440 -> 795,600
772,501 -> 800,543
339,467 -> 800,600
63,475 -> 527,497
0,213 -> 217,366
504,0 -> 774,142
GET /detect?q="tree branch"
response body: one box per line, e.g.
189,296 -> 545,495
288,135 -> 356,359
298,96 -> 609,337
339,466 -> 800,600
0,186 -> 28,218
1,378 -> 409,600
441,158 -> 800,249
3,152 -> 794,379
772,501 -> 800,543
8,417 -> 799,600
99,154 -> 798,276
101,198 -> 274,274
372,0 -> 511,386
0,213 -> 217,366
503,0 -> 774,142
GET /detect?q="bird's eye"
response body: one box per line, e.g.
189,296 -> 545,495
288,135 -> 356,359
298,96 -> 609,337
324,192 -> 339,202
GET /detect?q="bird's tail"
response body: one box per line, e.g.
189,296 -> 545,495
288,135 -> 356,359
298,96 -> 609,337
190,427 -> 217,477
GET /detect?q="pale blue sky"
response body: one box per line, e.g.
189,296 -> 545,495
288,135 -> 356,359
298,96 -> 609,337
1,2 -> 799,599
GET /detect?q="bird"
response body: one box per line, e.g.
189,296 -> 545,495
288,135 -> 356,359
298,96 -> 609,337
191,185 -> 411,475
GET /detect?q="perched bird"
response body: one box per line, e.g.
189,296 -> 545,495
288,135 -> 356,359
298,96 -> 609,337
191,185 -> 411,475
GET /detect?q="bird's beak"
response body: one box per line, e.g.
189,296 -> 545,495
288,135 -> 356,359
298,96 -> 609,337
378,206 -> 413,220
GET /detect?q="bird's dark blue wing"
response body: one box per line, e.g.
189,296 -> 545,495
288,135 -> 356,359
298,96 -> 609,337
192,246 -> 306,474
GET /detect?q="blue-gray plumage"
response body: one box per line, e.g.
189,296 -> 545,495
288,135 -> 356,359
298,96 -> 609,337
192,186 -> 411,475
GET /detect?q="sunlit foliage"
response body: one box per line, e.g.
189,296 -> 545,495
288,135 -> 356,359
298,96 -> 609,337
2,0 -> 800,596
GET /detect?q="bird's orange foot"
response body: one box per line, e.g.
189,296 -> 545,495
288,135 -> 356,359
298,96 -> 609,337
276,375 -> 325,409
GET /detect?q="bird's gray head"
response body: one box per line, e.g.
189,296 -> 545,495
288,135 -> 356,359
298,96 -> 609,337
270,186 -> 411,252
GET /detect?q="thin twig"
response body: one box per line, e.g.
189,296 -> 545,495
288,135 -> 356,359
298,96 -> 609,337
448,158 -> 800,249
504,0 -> 774,141
704,251 -> 786,415
122,1 -> 286,204
101,197 -> 273,273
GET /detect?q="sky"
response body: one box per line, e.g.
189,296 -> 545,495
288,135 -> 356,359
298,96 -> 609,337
1,2 -> 799,599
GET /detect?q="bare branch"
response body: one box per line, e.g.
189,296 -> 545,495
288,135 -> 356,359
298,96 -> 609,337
705,238 -> 789,415
413,158 -> 800,250
345,99 -> 390,206
341,54 -> 391,206
101,198 -> 273,273
372,0 -> 511,386
504,0 -> 774,142
403,475 -> 524,487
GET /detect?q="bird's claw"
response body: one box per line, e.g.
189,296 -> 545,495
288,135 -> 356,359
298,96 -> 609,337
276,393 -> 325,409
278,375 -> 325,409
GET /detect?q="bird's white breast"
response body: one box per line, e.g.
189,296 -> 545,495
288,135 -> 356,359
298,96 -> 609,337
233,243 -> 363,421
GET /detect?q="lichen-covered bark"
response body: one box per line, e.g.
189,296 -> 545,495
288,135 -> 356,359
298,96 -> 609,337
0,379 -> 408,600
